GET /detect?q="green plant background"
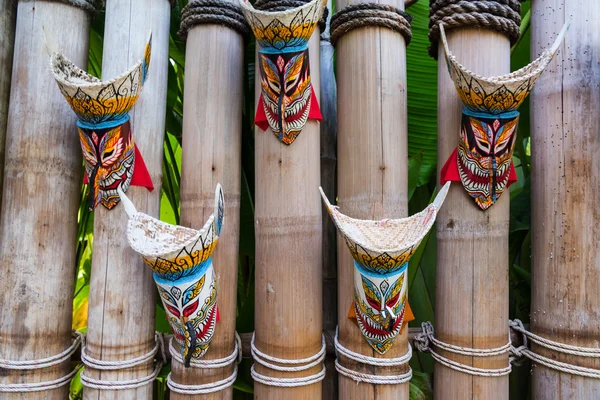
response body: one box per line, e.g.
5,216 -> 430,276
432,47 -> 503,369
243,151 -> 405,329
69,0 -> 534,398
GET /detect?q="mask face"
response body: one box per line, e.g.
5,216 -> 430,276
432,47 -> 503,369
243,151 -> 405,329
155,261 -> 218,366
259,49 -> 313,145
457,112 -> 519,210
79,120 -> 135,210
353,262 -> 407,354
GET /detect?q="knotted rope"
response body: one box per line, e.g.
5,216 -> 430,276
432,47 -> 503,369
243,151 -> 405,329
428,0 -> 523,58
250,333 -> 327,387
79,333 -> 165,390
334,327 -> 413,384
253,0 -> 329,32
0,331 -> 84,393
509,319 -> 600,379
167,332 -> 242,394
414,322 -> 512,377
179,0 -> 251,40
330,3 -> 413,45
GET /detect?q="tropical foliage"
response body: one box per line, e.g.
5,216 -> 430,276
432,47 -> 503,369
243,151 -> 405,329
70,0 -> 533,398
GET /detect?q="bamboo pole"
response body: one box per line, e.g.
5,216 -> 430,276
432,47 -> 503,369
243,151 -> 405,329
335,1 -> 409,398
434,29 -> 510,399
253,32 -> 323,400
530,1 -> 600,398
0,2 -> 90,399
83,2 -> 170,399
0,0 -> 17,212
319,1 -> 338,398
169,18 -> 245,399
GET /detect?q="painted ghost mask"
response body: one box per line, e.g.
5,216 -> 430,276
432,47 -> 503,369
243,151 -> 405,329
320,183 -> 450,353
50,34 -> 153,210
439,23 -> 569,210
121,184 -> 224,367
240,0 -> 326,145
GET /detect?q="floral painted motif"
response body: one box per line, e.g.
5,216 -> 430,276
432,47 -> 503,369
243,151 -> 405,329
122,184 -> 224,367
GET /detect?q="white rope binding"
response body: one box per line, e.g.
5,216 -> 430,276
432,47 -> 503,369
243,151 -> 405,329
167,332 -> 242,394
334,327 -> 413,384
414,322 -> 512,377
0,331 -> 84,393
510,319 -> 600,379
79,332 -> 165,390
250,332 -> 327,387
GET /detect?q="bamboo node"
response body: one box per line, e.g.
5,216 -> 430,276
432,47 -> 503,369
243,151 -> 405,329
330,3 -> 413,45
428,0 -> 523,59
333,327 -> 413,385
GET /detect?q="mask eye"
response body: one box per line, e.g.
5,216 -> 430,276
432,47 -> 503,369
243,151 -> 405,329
386,292 -> 400,308
165,304 -> 180,317
183,299 -> 199,318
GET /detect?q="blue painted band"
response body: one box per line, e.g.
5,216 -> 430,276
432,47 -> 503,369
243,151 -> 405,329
77,114 -> 130,130
462,108 -> 520,119
354,260 -> 408,278
154,257 -> 213,285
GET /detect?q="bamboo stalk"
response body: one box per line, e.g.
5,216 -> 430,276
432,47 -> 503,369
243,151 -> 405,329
253,32 -> 324,399
0,2 -> 90,399
169,20 -> 245,399
335,0 -> 409,397
320,1 -> 338,397
530,1 -> 600,398
83,2 -> 170,399
434,28 -> 510,399
0,0 -> 17,213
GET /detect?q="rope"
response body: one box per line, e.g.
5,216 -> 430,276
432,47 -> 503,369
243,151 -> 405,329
509,319 -> 600,379
414,322 -> 512,377
334,327 -> 412,366
250,333 -> 327,387
0,331 -> 83,393
167,332 -> 242,394
170,332 -> 242,368
167,366 -> 239,394
428,0 -> 522,58
178,0 -> 251,40
251,365 -> 327,387
335,359 -> 413,384
333,327 -> 413,385
0,331 -> 83,370
330,3 -> 413,45
32,0 -> 99,12
251,333 -> 326,372
0,368 -> 80,393
79,333 -> 165,390
253,0 -> 328,32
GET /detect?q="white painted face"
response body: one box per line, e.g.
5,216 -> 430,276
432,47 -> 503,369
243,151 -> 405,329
155,260 -> 217,366
353,261 -> 408,354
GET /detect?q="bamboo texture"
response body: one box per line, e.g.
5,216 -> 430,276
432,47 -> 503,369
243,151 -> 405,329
335,0 -> 409,397
0,2 -> 90,399
530,1 -> 600,398
0,0 -> 17,213
170,19 -> 244,399
253,32 -> 324,399
320,0 -> 339,397
435,28 -> 510,400
83,1 -> 170,399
